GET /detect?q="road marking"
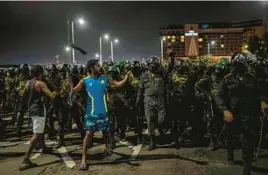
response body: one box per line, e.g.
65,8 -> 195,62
31,153 -> 42,160
0,141 -> 25,147
57,146 -> 76,169
129,144 -> 143,161
24,140 -> 56,146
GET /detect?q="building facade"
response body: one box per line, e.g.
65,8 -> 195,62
159,19 -> 268,60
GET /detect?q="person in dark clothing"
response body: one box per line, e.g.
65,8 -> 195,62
215,52 -> 268,175
20,65 -> 57,170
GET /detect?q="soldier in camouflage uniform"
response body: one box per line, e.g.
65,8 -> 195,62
4,67 -> 17,111
54,64 -> 70,149
215,52 -> 268,175
106,65 -> 121,148
0,70 -> 6,110
68,65 -> 85,138
128,61 -> 143,144
136,56 -> 167,151
168,59 -> 192,148
16,64 -> 31,134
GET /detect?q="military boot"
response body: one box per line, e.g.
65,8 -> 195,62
243,166 -> 251,175
54,134 -> 65,149
137,134 -> 143,145
208,137 -> 216,151
227,151 -> 235,165
148,136 -> 156,151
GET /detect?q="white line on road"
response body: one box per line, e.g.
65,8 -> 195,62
57,146 -> 76,169
31,153 -> 42,160
129,144 -> 143,161
0,141 -> 25,147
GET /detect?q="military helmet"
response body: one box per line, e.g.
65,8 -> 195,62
70,64 -> 79,75
231,52 -> 249,65
7,67 -> 15,72
147,56 -> 160,65
49,63 -> 57,72
20,64 -> 29,70
107,65 -> 120,76
58,64 -> 67,73
175,58 -> 186,72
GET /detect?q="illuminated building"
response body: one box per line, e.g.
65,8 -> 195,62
159,19 -> 268,60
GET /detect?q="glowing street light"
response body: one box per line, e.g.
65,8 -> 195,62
104,34 -> 109,40
65,46 -> 70,52
95,53 -> 99,58
78,18 -> 85,25
114,39 -> 119,43
211,41 -> 215,45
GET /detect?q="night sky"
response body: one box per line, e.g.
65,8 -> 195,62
0,1 -> 268,65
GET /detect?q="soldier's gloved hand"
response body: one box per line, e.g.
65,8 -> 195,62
261,101 -> 268,114
223,110 -> 234,122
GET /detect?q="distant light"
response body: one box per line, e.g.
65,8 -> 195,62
104,34 -> 109,40
244,44 -> 249,49
65,46 -> 70,52
211,41 -> 215,45
114,39 -> 119,43
78,18 -> 85,25
162,37 -> 166,41
221,44 -> 224,48
95,53 -> 99,58
198,38 -> 203,42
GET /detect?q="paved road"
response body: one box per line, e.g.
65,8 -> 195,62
0,114 -> 268,175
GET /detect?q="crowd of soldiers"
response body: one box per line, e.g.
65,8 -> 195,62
0,51 -> 268,175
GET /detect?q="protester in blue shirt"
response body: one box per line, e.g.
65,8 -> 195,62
73,59 -> 129,170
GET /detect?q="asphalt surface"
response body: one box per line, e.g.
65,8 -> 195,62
0,113 -> 268,175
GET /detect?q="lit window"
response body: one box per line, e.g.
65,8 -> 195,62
220,35 -> 224,38
180,39 -> 184,42
167,36 -> 171,39
163,36 -> 166,40
198,38 -> 203,42
172,36 -> 176,39
199,45 -> 202,48
171,39 -> 176,43
181,36 -> 184,39
221,44 -> 224,48
244,45 -> 248,49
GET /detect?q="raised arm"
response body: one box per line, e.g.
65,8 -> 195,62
73,79 -> 84,93
108,73 -> 129,88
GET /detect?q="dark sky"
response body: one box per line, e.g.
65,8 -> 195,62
0,1 -> 268,65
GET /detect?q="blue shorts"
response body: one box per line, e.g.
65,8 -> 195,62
85,113 -> 109,132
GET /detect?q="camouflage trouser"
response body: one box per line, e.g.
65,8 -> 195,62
225,115 -> 258,167
169,100 -> 190,141
144,101 -> 166,137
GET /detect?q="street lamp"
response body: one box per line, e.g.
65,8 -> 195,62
99,34 -> 110,64
208,41 -> 216,54
111,38 -> 119,62
160,37 -> 166,60
67,17 -> 86,64
65,46 -> 70,52
95,53 -> 99,58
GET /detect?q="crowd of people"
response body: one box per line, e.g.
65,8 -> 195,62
0,51 -> 268,174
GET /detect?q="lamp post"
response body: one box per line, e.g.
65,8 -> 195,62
99,34 -> 109,64
160,37 -> 166,60
67,18 -> 86,64
208,41 -> 215,54
111,39 -> 119,62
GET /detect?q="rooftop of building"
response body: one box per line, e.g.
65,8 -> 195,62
160,18 -> 265,30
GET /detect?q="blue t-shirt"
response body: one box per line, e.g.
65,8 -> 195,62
83,75 -> 108,115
